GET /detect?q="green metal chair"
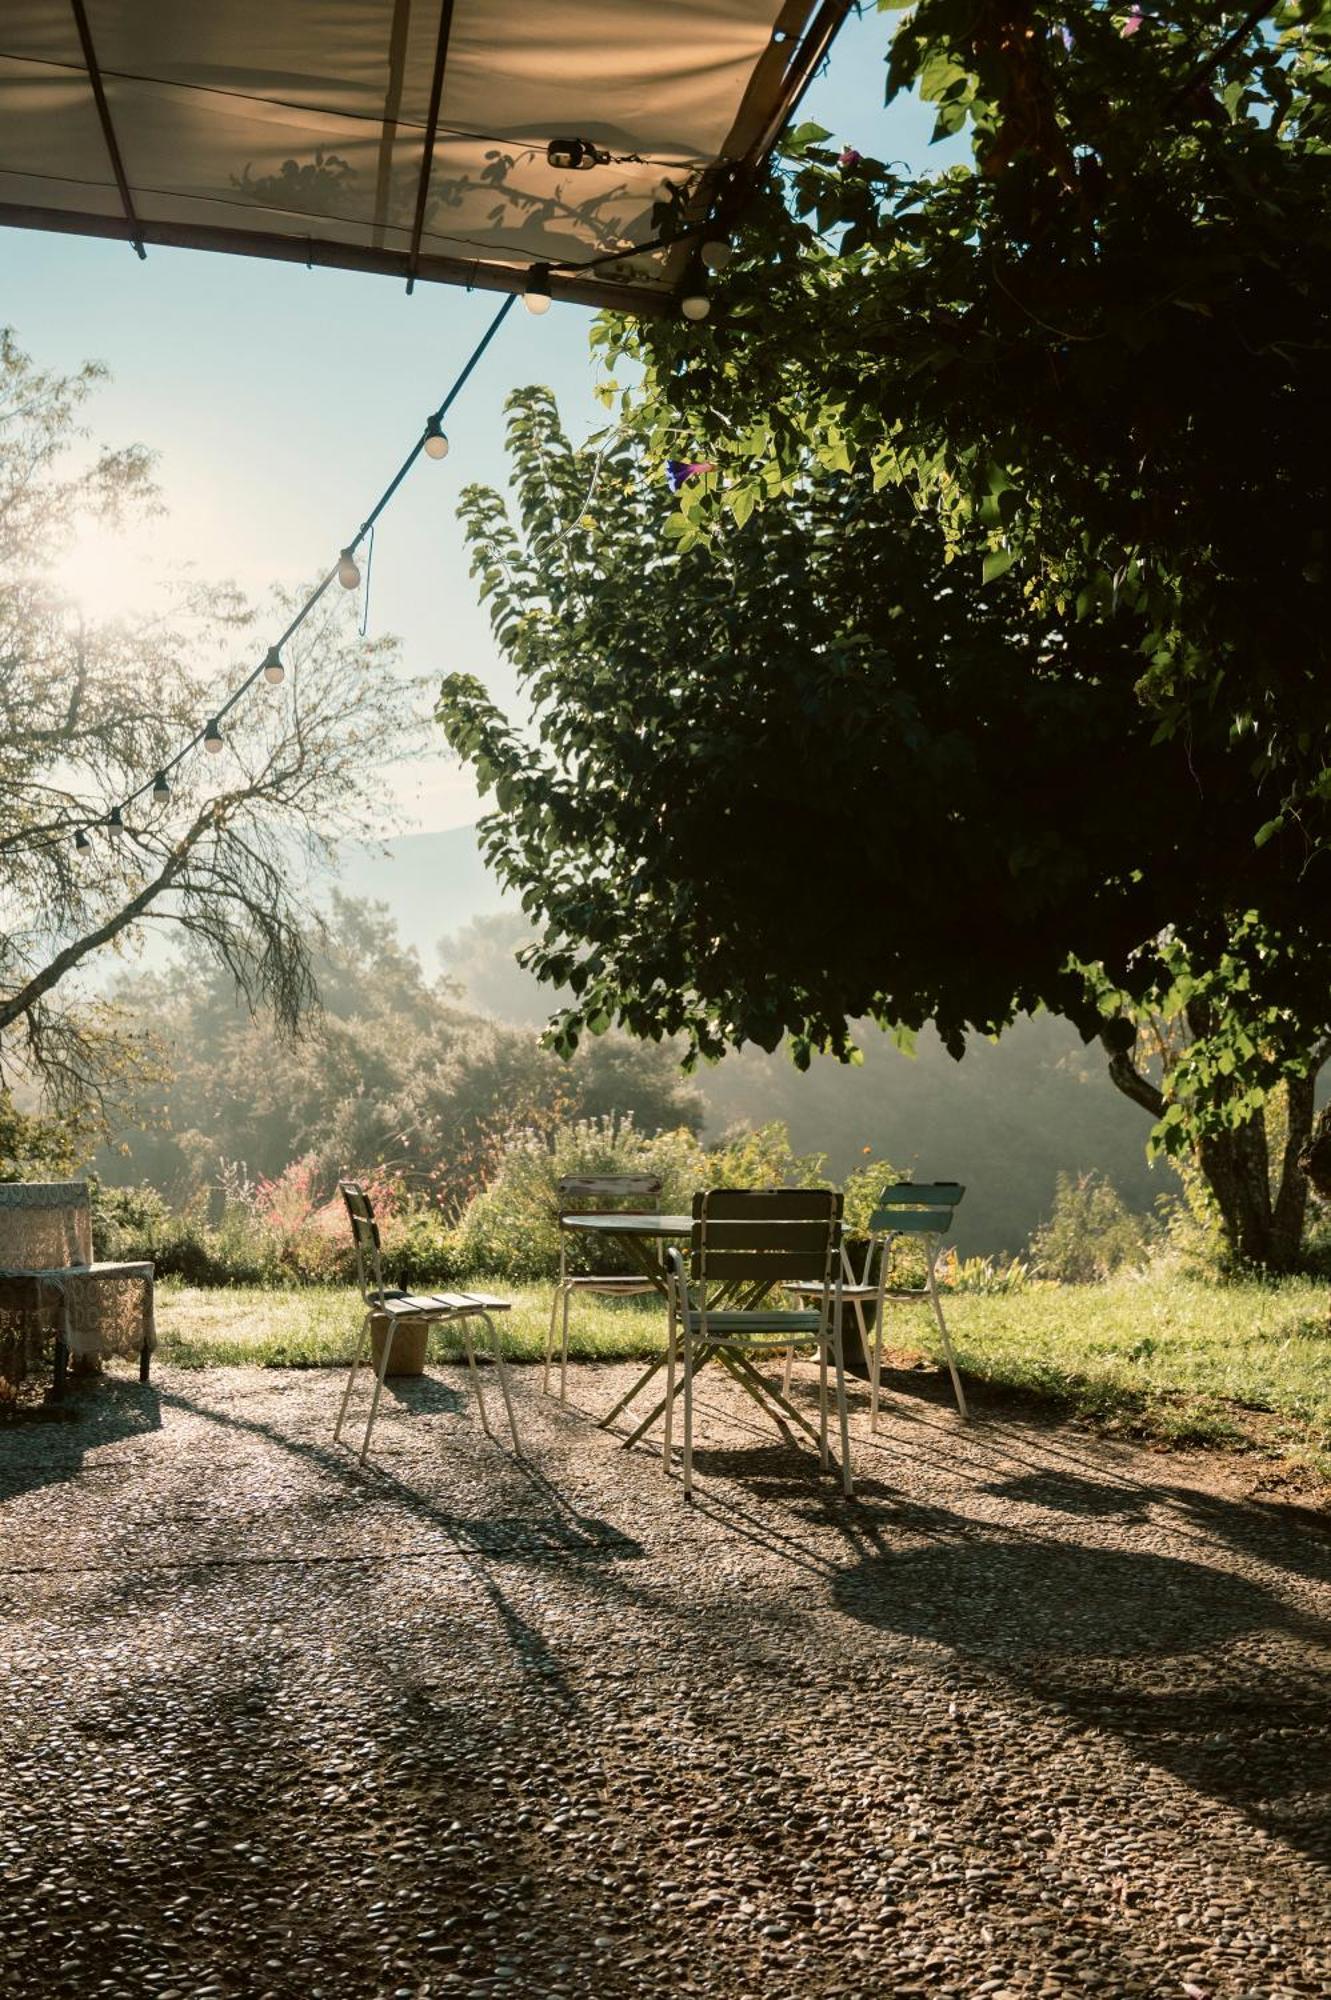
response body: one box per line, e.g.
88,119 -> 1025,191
789,1182 -> 968,1425
544,1173 -> 665,1404
663,1188 -> 852,1501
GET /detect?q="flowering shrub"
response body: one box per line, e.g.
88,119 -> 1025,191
91,1160 -> 459,1287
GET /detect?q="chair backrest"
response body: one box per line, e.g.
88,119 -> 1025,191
339,1180 -> 384,1300
556,1173 -> 663,1219
690,1188 -> 842,1291
869,1182 -> 964,1238
0,1181 -> 93,1271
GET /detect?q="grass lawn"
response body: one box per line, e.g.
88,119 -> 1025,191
154,1270 -> 1331,1482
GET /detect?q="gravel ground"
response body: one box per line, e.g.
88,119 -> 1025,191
2,1357 -> 1329,2000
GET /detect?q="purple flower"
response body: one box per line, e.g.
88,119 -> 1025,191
839,147 -> 862,169
666,459 -> 715,492
1059,24 -> 1074,50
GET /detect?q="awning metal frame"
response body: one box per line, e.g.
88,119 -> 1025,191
2,0 -> 853,314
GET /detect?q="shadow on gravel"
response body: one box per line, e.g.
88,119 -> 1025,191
833,1536 -> 1331,1864
983,1469 -> 1152,1519
0,1375 -> 161,1510
383,1374 -> 466,1414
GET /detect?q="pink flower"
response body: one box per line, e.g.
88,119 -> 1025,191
666,459 -> 715,491
839,147 -> 862,169
1121,5 -> 1143,35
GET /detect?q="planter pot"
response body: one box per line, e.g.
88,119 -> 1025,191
370,1314 -> 427,1377
838,1240 -> 878,1379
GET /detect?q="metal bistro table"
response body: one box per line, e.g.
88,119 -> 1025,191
560,1213 -> 689,1439
564,1212 -> 816,1453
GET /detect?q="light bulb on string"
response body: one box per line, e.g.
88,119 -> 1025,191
107,805 -> 124,838
152,770 -> 170,803
701,234 -> 733,272
204,718 -> 224,754
262,647 -> 285,685
524,265 -> 552,315
337,548 -> 361,590
74,828 -> 90,852
423,416 -> 450,460
680,285 -> 711,322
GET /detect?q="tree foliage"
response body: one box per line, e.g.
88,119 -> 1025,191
441,389 -> 1318,1064
438,8 -> 1331,1264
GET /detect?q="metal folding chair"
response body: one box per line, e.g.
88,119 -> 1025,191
787,1182 -> 968,1424
333,1180 -> 521,1463
663,1188 -> 851,1501
544,1173 -> 664,1404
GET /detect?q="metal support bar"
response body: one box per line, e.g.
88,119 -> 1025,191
68,0 -> 146,258
404,0 -> 458,294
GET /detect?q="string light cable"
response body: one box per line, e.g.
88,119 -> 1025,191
65,289 -> 518,850
63,211 -> 728,852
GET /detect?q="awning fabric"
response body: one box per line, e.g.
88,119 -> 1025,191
0,1 -> 846,312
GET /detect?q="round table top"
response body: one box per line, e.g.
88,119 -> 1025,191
561,1212 -> 691,1237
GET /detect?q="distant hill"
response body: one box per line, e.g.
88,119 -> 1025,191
340,858 -> 1175,1260
330,825 -> 513,965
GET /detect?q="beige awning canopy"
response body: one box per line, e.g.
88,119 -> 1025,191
0,0 -> 847,313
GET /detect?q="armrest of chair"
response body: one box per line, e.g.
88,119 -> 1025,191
663,1245 -> 692,1314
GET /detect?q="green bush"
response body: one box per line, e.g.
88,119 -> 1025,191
1029,1171 -> 1155,1284
451,1117 -> 830,1282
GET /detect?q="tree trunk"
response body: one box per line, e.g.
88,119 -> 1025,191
1100,1023 -> 1323,1273
1195,1119 -> 1273,1268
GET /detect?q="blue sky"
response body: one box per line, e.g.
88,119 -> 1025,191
4,9 -> 953,836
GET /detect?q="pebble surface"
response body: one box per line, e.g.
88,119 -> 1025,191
2,1359 -> 1328,1999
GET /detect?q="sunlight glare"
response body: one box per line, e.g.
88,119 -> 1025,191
51,519 -> 181,624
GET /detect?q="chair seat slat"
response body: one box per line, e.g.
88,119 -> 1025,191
684,1309 -> 823,1335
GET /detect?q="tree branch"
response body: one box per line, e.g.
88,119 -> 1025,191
1099,1027 -> 1165,1119
0,814 -> 213,1034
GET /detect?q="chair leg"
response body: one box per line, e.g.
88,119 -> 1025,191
870,1312 -> 885,1433
832,1324 -> 854,1498
782,1343 -> 794,1396
543,1284 -> 560,1396
818,1327 -> 831,1470
682,1323 -> 695,1503
139,1340 -> 151,1385
460,1321 -> 491,1436
334,1311 -> 373,1444
559,1286 -> 572,1406
662,1289 -> 679,1471
478,1311 -> 522,1455
928,1272 -> 969,1421
359,1316 -> 397,1465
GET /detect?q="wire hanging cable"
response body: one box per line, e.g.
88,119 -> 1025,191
63,209 -> 724,850
67,290 -> 516,847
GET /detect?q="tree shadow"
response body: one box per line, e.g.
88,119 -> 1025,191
832,1536 -> 1331,1864
982,1469 -> 1152,1520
